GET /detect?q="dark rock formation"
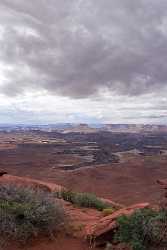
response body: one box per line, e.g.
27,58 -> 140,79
0,171 -> 8,177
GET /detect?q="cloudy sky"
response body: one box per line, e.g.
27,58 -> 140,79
0,0 -> 167,124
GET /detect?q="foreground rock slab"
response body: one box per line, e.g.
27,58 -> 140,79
85,203 -> 150,238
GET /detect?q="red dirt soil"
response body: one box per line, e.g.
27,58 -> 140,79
1,151 -> 166,206
0,174 -> 150,250
5,236 -> 96,250
0,175 -> 101,250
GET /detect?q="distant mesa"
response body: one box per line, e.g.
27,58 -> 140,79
104,124 -> 167,133
57,123 -> 167,134
62,123 -> 98,134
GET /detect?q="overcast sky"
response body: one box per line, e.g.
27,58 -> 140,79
0,0 -> 167,124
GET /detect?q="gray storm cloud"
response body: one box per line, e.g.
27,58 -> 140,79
0,0 -> 167,98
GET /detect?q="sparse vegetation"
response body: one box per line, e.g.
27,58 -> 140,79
115,208 -> 167,250
0,184 -> 65,243
55,189 -> 111,211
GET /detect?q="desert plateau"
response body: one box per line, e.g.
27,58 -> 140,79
0,124 -> 166,249
1,0 -> 167,249
0,124 -> 167,205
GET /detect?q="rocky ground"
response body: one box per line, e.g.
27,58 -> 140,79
0,173 -> 150,250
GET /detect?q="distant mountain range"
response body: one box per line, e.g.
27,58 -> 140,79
103,124 -> 167,133
0,123 -> 167,133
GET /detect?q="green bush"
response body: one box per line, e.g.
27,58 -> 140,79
55,189 -> 110,211
144,209 -> 167,245
0,184 -> 65,243
115,208 -> 167,250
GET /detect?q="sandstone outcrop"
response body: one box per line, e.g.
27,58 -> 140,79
85,203 -> 149,239
0,174 -> 62,192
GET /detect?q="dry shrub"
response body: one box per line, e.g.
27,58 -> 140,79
0,183 -> 65,243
